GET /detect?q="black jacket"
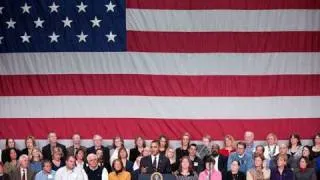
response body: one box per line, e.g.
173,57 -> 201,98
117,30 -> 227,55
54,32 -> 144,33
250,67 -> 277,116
140,154 -> 172,174
129,148 -> 141,162
42,143 -> 67,161
86,146 -> 111,172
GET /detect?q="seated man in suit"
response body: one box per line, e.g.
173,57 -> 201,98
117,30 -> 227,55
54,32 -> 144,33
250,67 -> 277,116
42,132 -> 67,161
67,133 -> 87,157
86,134 -> 111,172
9,154 -> 36,180
140,140 -> 171,174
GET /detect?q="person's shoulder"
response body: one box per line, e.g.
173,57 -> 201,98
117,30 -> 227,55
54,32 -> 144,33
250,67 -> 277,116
57,142 -> 66,148
141,155 -> 150,161
42,144 -> 50,150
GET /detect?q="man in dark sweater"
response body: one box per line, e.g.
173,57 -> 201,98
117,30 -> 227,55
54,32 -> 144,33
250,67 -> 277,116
84,153 -> 108,180
188,143 -> 204,174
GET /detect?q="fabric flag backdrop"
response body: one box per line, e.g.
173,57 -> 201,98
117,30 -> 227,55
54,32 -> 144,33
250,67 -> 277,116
0,0 -> 320,142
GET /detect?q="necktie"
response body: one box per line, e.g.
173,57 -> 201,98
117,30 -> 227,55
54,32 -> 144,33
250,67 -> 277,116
21,169 -> 26,180
152,157 -> 157,171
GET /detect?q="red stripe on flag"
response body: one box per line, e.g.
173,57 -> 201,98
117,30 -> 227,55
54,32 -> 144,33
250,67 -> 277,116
127,0 -> 320,9
127,31 -> 320,53
1,74 -> 320,96
0,118 -> 319,139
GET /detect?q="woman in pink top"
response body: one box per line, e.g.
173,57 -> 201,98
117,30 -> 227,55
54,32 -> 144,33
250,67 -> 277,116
199,156 -> 222,180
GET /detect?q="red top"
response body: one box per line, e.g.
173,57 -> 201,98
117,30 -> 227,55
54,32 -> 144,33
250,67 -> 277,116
219,148 -> 235,157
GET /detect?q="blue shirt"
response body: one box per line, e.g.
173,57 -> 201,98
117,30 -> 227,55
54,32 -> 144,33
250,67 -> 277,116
30,161 -> 42,173
227,152 -> 253,173
35,170 -> 56,180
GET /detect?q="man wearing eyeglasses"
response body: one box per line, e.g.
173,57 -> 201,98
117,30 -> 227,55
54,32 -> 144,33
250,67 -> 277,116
227,142 -> 253,173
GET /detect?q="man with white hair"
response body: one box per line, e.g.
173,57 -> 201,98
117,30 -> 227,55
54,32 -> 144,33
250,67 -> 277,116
244,131 -> 256,155
86,134 -> 111,172
9,154 -> 36,180
84,153 -> 108,180
55,155 -> 88,180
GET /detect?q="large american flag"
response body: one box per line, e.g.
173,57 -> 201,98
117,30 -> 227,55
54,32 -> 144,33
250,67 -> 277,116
0,0 -> 320,141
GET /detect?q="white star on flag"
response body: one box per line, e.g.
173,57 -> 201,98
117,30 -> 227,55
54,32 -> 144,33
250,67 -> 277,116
48,32 -> 60,43
90,16 -> 102,28
62,17 -> 73,28
77,31 -> 88,43
0,7 -> 4,14
20,32 -> 31,43
0,36 -> 3,44
6,18 -> 16,29
21,3 -> 32,14
34,17 -> 45,28
106,31 -> 117,42
105,1 -> 116,12
49,2 -> 59,13
76,2 -> 87,13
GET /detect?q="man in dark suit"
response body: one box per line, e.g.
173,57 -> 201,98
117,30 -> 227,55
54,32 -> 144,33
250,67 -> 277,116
66,133 -> 87,156
140,140 -> 171,174
86,134 -> 111,172
42,132 -> 67,161
204,144 -> 228,177
9,155 -> 36,180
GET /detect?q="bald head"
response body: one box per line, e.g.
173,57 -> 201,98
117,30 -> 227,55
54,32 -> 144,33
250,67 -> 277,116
244,131 -> 254,144
93,134 -> 103,148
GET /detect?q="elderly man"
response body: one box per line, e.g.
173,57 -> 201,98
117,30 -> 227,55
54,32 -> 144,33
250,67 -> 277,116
84,153 -> 108,180
244,131 -> 256,155
86,134 -> 111,172
55,155 -> 88,180
9,154 -> 36,180
67,133 -> 87,156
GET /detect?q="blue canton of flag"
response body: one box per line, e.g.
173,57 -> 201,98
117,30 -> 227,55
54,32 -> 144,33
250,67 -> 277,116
0,0 -> 126,52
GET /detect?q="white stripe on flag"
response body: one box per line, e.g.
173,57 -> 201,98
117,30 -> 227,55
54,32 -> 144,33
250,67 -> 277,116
0,96 -> 319,119
126,9 -> 320,32
1,52 -> 320,75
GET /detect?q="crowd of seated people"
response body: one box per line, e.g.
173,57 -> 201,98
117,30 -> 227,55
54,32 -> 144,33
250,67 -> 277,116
0,131 -> 320,180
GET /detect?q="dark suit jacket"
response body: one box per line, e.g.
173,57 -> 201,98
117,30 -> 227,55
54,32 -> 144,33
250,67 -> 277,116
87,146 -> 111,172
140,154 -> 171,174
66,145 -> 87,156
42,143 -> 67,161
9,168 -> 35,180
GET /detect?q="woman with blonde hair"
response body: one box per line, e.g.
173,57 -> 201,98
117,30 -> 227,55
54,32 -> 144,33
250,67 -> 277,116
264,133 -> 279,161
30,147 -> 43,173
166,147 -> 178,172
219,135 -> 236,157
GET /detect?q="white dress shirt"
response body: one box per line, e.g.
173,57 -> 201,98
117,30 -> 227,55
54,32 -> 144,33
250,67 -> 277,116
20,168 -> 27,180
55,166 -> 88,180
151,154 -> 160,169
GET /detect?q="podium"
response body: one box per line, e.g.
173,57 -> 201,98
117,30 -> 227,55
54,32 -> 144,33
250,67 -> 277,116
138,174 -> 176,180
